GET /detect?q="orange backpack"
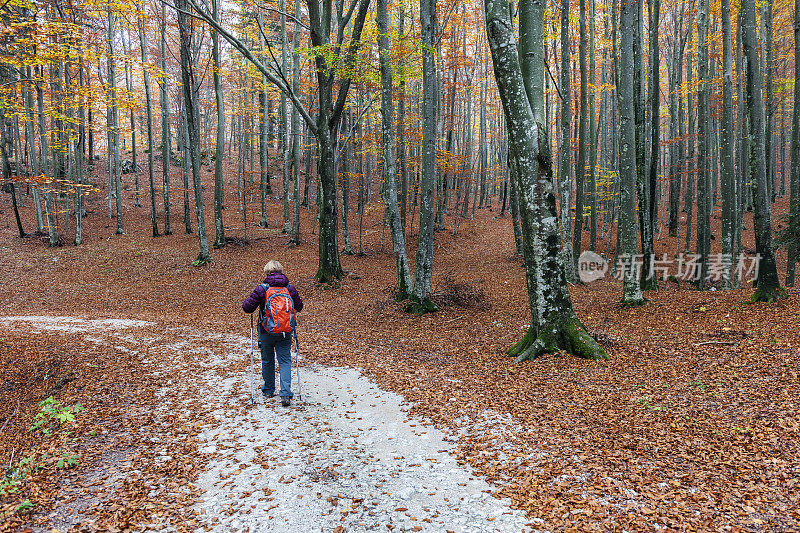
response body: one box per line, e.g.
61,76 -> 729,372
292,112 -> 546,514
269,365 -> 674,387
259,284 -> 296,335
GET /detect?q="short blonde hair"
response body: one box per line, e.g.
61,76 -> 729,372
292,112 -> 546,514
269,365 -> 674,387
263,260 -> 283,276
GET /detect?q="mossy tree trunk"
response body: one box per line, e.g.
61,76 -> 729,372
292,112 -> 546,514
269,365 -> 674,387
485,0 -> 606,361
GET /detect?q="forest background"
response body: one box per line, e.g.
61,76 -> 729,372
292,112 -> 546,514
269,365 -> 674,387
0,0 -> 799,529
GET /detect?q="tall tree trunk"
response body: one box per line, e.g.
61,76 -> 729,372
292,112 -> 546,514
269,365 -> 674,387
377,0 -> 413,299
789,0 -> 800,286
721,0 -> 738,288
279,3 -> 291,233
618,0 -> 646,305
642,0 -> 659,290
573,0 -> 589,268
0,69 -> 24,237
160,1 -> 172,235
411,0 -> 438,312
108,10 -> 124,235
340,110 -> 354,254
179,102 -> 192,234
486,0 -> 606,360
633,0 -> 653,290
740,0 -> 782,300
668,7 -> 684,237
23,66 -> 44,233
397,7 -> 408,232
177,0 -> 211,263
139,2 -> 159,238
763,1 -> 774,202
290,0 -> 302,245
36,65 -> 59,246
560,0 -> 577,282
685,19 -> 695,253
588,0 -> 598,251
212,0 -> 225,247
74,58 -> 85,245
695,0 -> 711,286
123,28 -> 140,208
478,70 -> 487,210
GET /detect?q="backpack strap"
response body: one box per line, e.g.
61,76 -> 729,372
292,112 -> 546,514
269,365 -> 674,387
258,283 -> 270,325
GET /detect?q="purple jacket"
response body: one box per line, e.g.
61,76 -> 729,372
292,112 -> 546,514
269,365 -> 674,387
242,272 -> 304,315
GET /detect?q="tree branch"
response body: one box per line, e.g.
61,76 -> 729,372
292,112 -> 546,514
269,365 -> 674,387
171,0 -> 318,136
331,0 -> 371,129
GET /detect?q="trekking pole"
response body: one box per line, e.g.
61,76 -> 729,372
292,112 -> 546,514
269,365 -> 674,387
293,328 -> 302,402
249,314 -> 256,405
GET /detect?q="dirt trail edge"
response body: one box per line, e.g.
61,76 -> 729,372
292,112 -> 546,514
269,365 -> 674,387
3,316 -> 534,533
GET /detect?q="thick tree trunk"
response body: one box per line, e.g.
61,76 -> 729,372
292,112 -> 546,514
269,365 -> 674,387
633,0 -> 654,290
763,2 -> 774,202
487,0 -> 606,360
740,0 -> 782,300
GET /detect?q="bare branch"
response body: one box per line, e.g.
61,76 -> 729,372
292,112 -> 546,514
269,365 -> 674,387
166,0 -> 318,136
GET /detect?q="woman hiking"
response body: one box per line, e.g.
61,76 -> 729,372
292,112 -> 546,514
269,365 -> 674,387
242,260 -> 303,407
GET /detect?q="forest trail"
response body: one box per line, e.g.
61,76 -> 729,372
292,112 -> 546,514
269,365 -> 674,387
2,316 -> 533,533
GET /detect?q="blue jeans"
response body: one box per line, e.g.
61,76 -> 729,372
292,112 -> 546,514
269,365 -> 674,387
259,328 -> 293,398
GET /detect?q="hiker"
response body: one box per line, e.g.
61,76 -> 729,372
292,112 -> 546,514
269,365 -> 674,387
242,260 -> 303,407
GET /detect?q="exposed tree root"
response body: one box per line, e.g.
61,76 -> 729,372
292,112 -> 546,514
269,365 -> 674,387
405,297 -> 438,315
620,296 -> 647,308
748,286 -> 787,304
508,314 -> 607,362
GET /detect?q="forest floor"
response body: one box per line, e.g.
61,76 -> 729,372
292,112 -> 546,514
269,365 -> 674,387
1,168 -> 799,532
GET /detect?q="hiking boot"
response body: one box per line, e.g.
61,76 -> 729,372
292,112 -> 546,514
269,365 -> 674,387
262,390 -> 275,399
281,396 -> 291,407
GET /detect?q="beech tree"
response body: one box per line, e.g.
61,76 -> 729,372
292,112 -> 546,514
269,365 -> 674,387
377,0 -> 413,299
185,0 -> 371,282
485,0 -> 606,360
176,0 -> 211,264
740,0 -> 782,301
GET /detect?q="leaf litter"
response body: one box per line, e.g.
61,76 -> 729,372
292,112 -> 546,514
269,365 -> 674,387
0,193 -> 799,531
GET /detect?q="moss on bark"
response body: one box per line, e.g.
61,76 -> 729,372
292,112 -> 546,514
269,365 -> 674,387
508,313 -> 607,362
749,286 -> 786,303
404,296 -> 438,315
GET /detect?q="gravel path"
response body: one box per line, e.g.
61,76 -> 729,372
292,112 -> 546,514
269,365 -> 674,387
3,316 -> 533,532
